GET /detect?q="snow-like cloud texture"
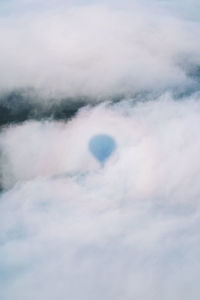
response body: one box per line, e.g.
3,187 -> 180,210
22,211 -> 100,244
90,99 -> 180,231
0,1 -> 200,100
1,1 -> 200,299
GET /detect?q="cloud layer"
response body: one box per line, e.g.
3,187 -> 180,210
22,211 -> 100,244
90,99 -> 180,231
1,1 -> 200,299
0,2 -> 200,102
1,96 -> 200,299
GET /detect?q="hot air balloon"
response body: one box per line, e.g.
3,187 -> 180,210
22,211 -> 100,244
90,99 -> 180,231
89,134 -> 116,166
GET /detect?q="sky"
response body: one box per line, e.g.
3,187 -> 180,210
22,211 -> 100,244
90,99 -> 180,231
0,1 -> 200,299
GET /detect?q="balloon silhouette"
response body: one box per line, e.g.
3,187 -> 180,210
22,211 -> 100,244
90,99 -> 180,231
89,134 -> 116,166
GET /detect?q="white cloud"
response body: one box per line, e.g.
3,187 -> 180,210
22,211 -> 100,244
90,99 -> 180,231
1,97 -> 200,299
0,3 -> 199,102
1,1 -> 200,299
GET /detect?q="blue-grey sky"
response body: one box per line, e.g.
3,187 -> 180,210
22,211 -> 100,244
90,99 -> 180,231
1,0 -> 200,19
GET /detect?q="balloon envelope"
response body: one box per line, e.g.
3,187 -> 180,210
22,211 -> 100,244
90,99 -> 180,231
89,134 -> 116,165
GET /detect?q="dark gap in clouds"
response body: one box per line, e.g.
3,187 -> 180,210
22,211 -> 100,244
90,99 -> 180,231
0,91 -> 159,126
187,65 -> 200,83
0,85 -> 200,127
0,90 -> 88,126
175,64 -> 200,98
0,63 -> 199,127
0,90 -> 143,126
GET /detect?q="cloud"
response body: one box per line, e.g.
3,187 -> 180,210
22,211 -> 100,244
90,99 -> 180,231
1,96 -> 200,299
0,2 -> 200,102
1,1 -> 200,299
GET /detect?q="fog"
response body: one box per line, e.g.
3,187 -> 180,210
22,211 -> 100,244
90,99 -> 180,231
0,1 -> 200,299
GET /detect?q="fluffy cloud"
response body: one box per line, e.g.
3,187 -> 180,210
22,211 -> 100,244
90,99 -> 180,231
1,1 -> 200,299
1,96 -> 200,299
0,2 -> 200,102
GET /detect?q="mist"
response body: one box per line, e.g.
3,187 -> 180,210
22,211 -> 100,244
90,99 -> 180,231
0,1 -> 200,299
